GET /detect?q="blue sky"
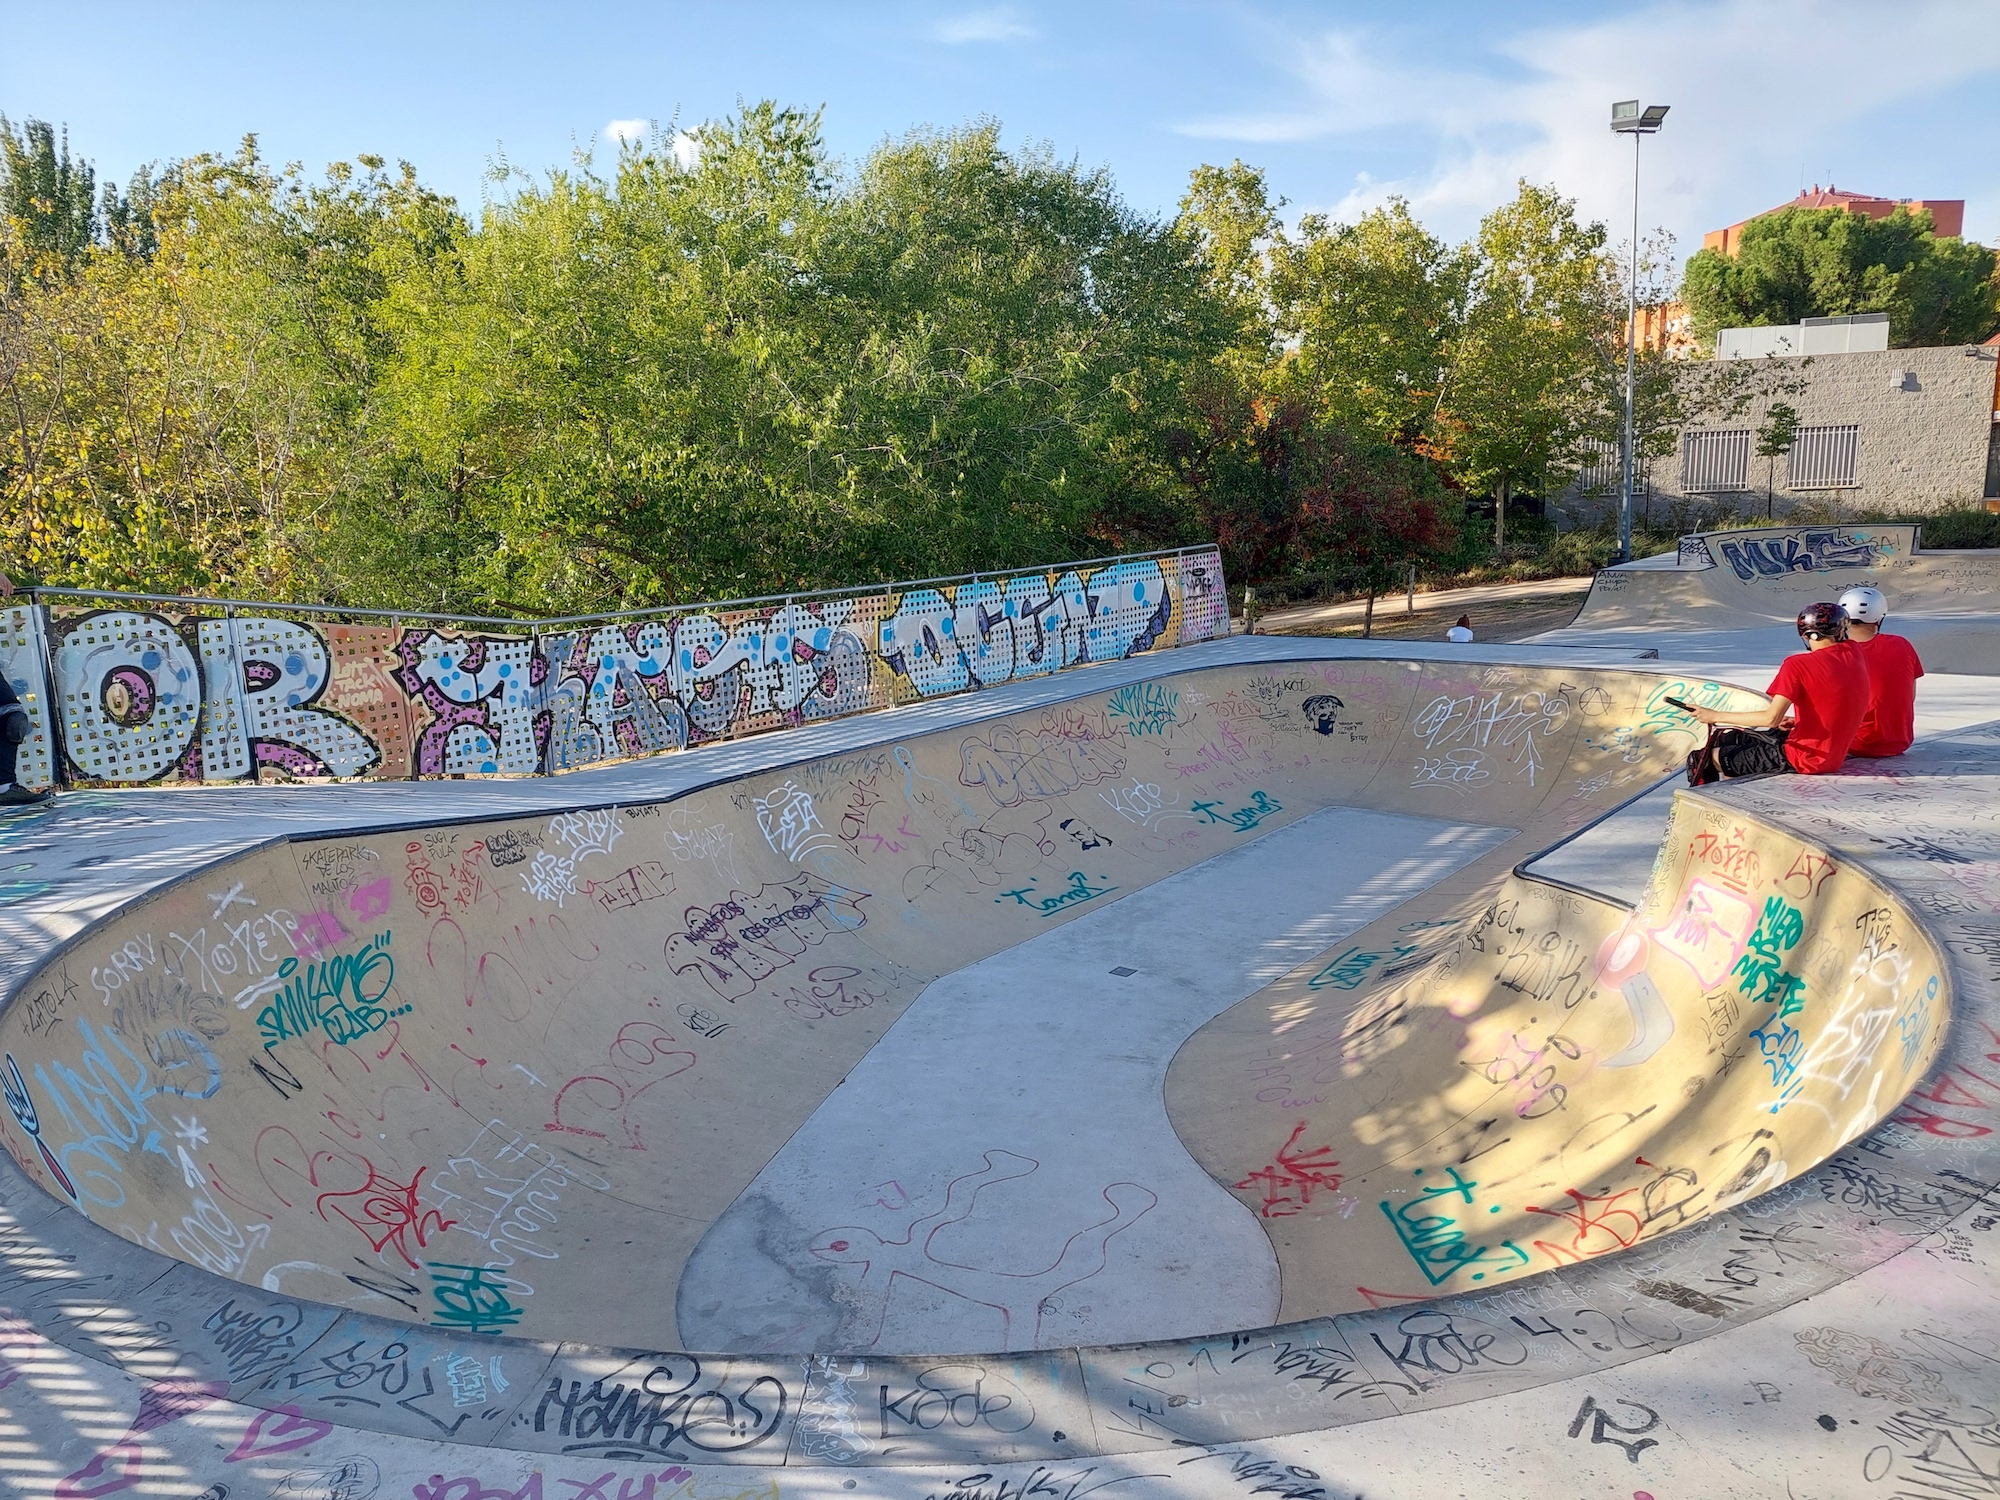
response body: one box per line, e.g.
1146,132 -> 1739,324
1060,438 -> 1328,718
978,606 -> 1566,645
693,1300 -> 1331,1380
10,1 -> 2000,263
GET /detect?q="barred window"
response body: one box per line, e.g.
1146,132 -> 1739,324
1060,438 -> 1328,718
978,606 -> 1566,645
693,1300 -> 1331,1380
1682,428 -> 1752,493
1575,438 -> 1647,496
1576,439 -> 1619,493
1786,423 -> 1860,489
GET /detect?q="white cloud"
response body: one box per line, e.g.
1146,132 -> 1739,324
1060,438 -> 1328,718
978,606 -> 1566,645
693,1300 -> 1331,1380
1177,1 -> 2000,248
934,7 -> 1038,44
600,120 -> 701,169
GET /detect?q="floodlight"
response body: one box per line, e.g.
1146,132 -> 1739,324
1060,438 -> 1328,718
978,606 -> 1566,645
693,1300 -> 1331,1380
1610,99 -> 1672,564
1611,100 -> 1669,134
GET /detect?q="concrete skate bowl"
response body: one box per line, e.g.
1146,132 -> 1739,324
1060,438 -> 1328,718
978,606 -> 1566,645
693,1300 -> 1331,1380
0,654 -> 1964,1471
1558,521 -> 2000,671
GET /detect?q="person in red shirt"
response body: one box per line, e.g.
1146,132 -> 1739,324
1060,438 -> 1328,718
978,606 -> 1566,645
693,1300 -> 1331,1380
1838,585 -> 1923,757
1687,602 -> 1871,781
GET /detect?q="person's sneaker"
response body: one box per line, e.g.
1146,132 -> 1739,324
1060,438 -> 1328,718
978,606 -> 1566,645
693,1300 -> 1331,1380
0,783 -> 52,806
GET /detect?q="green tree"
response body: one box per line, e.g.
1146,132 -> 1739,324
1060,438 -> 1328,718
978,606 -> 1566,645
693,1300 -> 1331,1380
364,106 -> 1229,614
1273,199 -> 1471,451
1755,401 -> 1800,518
1442,181 -> 1616,549
1682,205 -> 2000,347
1176,158 -> 1282,371
0,116 -> 97,269
1,136 -> 464,597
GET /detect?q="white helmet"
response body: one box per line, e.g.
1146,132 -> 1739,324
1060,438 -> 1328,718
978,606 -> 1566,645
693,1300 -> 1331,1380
1838,585 -> 1887,624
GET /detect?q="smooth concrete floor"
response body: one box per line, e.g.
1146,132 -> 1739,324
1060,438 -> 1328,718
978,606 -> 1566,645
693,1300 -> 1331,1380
676,804 -> 1513,1354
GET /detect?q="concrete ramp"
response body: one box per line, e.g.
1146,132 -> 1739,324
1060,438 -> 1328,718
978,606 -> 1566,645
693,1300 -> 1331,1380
1,623 -> 1997,1496
0,653 -> 1945,1371
1553,522 -> 2000,672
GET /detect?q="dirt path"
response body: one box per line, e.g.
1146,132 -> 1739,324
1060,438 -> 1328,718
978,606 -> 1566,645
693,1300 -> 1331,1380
1259,580 -> 1591,644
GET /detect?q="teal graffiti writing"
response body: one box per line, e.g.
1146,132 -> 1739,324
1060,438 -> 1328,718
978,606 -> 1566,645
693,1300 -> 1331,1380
995,871 -> 1117,917
1733,896 -> 1806,1015
1307,929 -> 1448,992
1750,1014 -> 1805,1113
427,1262 -> 524,1334
1309,946 -> 1380,992
1191,791 -> 1281,832
1641,679 -> 1735,738
1381,1166 -> 1529,1286
1107,681 -> 1182,736
1899,976 -> 1939,1069
256,932 -> 403,1048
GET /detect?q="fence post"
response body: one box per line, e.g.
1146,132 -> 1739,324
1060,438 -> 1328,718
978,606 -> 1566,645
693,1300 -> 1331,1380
1407,563 -> 1416,615
529,624 -> 544,776
217,603 -> 240,787
27,592 -> 69,792
391,616 -> 419,780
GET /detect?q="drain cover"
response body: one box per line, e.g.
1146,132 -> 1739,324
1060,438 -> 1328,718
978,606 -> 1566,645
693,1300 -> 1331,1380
1109,966 -> 1138,977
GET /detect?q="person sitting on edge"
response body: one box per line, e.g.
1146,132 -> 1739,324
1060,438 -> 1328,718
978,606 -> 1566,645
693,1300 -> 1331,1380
1446,614 -> 1474,643
1838,585 -> 1923,758
0,572 -> 49,807
1687,602 -> 1870,781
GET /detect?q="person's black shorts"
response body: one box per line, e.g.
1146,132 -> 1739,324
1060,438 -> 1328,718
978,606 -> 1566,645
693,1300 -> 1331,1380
1689,726 -> 1792,784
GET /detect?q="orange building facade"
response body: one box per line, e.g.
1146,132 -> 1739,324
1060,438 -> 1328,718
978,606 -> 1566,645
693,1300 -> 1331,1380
1628,187 -> 1969,357
1702,185 -> 1964,257
1629,300 -> 1700,358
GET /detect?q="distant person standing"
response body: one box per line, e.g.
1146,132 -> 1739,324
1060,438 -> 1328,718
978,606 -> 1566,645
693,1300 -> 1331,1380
1688,603 -> 1870,781
1838,585 -> 1923,758
1446,614 -> 1474,643
0,572 -> 49,807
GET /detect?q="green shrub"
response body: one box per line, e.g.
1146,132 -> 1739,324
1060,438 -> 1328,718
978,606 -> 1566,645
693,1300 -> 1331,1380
1921,507 -> 2000,548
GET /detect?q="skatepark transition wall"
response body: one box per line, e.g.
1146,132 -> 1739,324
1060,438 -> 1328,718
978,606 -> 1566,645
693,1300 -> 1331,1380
0,650 -> 1949,1404
1567,521 -> 2000,672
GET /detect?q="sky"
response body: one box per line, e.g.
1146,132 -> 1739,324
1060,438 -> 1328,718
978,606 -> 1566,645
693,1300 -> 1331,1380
9,0 -> 2000,264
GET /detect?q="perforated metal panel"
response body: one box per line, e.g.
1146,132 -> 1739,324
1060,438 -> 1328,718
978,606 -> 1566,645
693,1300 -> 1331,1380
0,605 -> 55,791
52,611 -> 203,783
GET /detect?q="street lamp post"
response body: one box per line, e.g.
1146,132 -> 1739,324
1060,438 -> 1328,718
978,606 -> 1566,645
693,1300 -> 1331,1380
1610,99 -> 1668,566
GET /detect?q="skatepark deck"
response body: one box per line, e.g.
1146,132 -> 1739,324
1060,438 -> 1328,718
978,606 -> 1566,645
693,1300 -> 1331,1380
0,573 -> 1997,1495
1552,520 -> 2000,672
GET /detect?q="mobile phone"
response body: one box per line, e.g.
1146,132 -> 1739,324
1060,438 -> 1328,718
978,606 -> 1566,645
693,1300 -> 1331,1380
1662,696 -> 1695,712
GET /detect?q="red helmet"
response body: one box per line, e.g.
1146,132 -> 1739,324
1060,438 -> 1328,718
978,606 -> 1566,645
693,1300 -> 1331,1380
1796,602 -> 1847,640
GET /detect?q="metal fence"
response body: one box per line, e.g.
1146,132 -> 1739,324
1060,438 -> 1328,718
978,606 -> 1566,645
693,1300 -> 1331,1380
1,546 -> 1228,791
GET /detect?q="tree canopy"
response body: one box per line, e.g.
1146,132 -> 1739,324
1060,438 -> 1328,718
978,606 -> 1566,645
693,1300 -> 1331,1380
0,104 -> 1734,612
1682,204 -> 2000,347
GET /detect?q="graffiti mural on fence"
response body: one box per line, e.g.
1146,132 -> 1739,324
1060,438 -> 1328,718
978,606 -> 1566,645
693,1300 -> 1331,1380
877,555 -> 1206,697
0,550 -> 1225,788
0,605 -> 56,791
1712,527 -> 1907,583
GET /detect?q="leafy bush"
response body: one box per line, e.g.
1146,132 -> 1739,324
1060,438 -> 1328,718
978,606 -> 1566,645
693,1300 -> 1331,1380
1919,507 -> 2000,548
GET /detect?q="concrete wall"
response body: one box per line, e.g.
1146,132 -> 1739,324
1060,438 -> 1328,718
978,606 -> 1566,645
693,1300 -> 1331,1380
1669,344 -> 1996,517
1559,344 -> 1999,525
0,656 -> 1960,1480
